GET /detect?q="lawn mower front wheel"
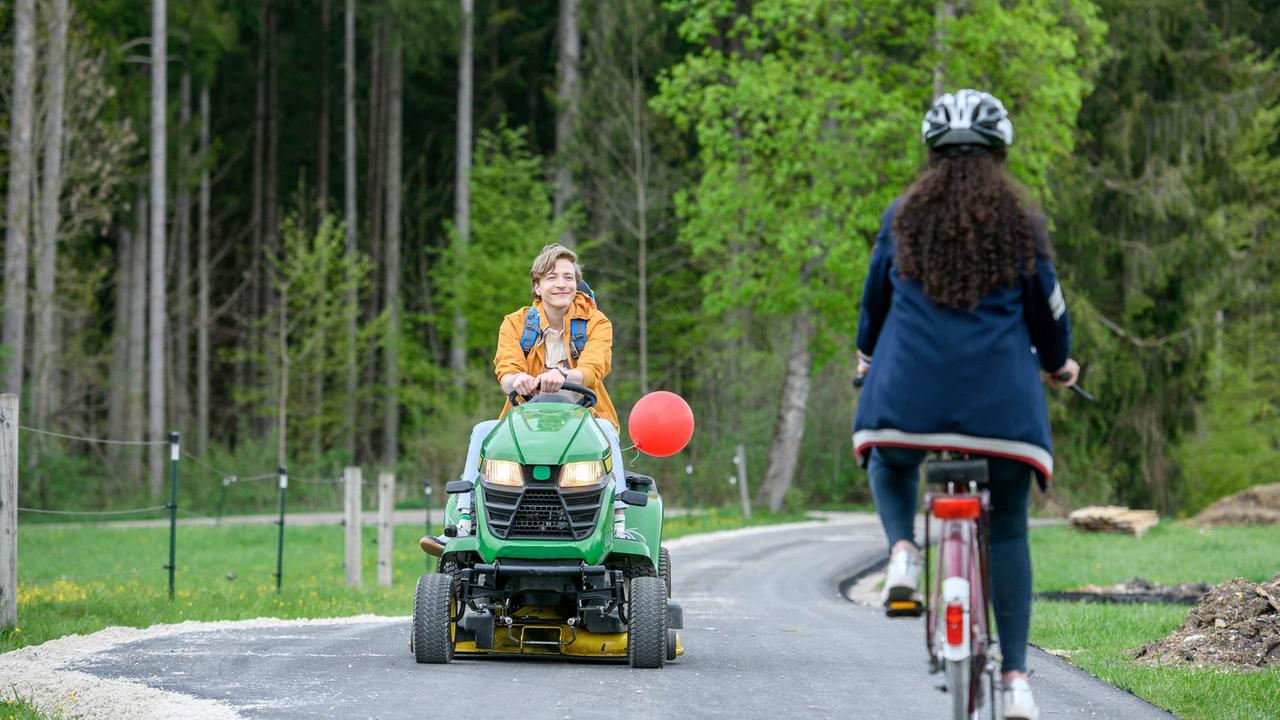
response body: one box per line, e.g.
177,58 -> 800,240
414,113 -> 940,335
627,576 -> 667,668
412,573 -> 455,664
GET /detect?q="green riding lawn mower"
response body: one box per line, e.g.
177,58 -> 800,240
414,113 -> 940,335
411,383 -> 686,668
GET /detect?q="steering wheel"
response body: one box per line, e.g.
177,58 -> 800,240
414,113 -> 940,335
508,381 -> 597,409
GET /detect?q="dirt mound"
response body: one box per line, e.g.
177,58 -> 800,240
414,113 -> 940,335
1193,483 -> 1280,526
1037,577 -> 1210,605
1133,573 -> 1280,670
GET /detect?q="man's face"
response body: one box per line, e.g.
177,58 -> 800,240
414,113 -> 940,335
535,258 -> 577,313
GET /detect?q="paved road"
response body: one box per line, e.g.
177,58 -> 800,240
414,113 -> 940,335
69,517 -> 1174,719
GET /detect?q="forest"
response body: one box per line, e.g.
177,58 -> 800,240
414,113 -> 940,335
1,0 -> 1277,517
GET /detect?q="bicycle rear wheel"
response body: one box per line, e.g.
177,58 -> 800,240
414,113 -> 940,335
945,657 -> 970,720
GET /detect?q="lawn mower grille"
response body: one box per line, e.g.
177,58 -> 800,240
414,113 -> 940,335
482,481 -> 604,541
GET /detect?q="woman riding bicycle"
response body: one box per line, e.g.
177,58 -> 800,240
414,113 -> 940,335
852,89 -> 1079,720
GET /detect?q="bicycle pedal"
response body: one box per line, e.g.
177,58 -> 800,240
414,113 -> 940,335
884,599 -> 925,618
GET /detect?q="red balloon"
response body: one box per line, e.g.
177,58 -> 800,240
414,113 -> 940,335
628,391 -> 695,458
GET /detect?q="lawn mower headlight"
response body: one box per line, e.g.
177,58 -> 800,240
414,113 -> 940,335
481,459 -> 524,487
559,460 -> 606,488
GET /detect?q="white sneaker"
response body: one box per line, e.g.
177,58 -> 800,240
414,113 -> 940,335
1002,677 -> 1041,720
881,547 -> 922,605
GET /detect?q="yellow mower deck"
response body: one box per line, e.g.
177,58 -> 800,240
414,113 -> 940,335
453,606 -> 684,659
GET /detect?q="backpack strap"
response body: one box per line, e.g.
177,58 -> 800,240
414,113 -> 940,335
519,306 -> 541,356
570,281 -> 595,359
569,318 -> 587,359
524,284 -> 593,359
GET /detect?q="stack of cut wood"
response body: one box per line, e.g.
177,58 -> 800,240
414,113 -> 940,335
1068,506 -> 1160,537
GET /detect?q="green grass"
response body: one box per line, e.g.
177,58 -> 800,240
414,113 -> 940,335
3,506 -> 810,654
1028,522 -> 1280,720
0,695 -> 61,720
1030,522 -> 1280,590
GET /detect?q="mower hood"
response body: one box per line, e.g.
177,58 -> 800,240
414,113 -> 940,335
481,401 -> 611,466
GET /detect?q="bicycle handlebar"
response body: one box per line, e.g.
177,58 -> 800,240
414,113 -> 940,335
1055,370 -> 1095,401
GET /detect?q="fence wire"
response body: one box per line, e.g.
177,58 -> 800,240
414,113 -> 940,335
18,425 -> 168,446
18,505 -> 171,516
295,475 -> 345,485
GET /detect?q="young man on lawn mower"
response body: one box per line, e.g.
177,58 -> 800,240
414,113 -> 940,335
412,243 -> 683,667
420,243 -> 619,556
494,243 -> 618,430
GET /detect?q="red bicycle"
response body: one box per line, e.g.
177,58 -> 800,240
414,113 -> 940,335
922,456 -> 999,720
855,370 -> 1090,719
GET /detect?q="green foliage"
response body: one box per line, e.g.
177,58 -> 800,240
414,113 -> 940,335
441,124 -> 568,360
656,0 -> 920,361
652,0 -> 1105,507
6,0 -> 1278,525
1048,0 -> 1280,510
405,125 -> 568,485
1174,362 -> 1280,514
656,0 -> 1103,359
273,211 -> 373,454
938,0 -> 1107,193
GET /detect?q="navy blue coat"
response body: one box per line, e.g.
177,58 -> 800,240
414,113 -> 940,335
852,199 -> 1071,481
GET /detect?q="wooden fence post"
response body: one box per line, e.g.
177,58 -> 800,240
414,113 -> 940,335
377,472 -> 395,587
735,443 -> 752,521
344,466 -> 362,587
0,394 -> 17,628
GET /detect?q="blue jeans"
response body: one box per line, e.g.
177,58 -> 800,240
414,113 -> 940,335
867,446 -> 1033,674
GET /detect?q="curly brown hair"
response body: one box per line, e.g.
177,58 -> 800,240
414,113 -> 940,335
892,146 -> 1040,310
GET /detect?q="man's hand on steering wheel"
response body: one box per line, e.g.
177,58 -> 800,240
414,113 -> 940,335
512,372 -> 539,397
536,367 -> 567,393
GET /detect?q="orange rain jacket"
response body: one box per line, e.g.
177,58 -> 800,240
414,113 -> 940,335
493,291 -> 618,428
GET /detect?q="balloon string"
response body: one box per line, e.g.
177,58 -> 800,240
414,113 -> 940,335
630,448 -> 641,463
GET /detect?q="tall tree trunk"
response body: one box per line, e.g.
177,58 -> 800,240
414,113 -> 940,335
248,0 -> 267,439
318,0 -> 332,219
343,0 -> 359,458
553,0 -> 581,247
265,1 -> 280,434
149,0 -> 169,498
33,0 -> 69,438
175,70 -> 192,433
628,20 -> 650,396
2,0 -> 36,397
449,0 -> 474,383
314,0 -> 331,458
382,29 -> 402,470
932,0 -> 957,97
365,10 -> 385,260
362,11 -> 387,461
127,188 -> 148,487
108,227 -> 133,467
197,86 -> 211,455
755,304 -> 815,512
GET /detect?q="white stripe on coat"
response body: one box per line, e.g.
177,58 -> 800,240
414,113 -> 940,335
852,428 -> 1054,480
1048,282 -> 1066,321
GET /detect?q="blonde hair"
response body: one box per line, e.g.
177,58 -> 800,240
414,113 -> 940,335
529,244 -> 583,298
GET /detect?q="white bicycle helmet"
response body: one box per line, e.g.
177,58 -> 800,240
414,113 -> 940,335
921,89 -> 1013,148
